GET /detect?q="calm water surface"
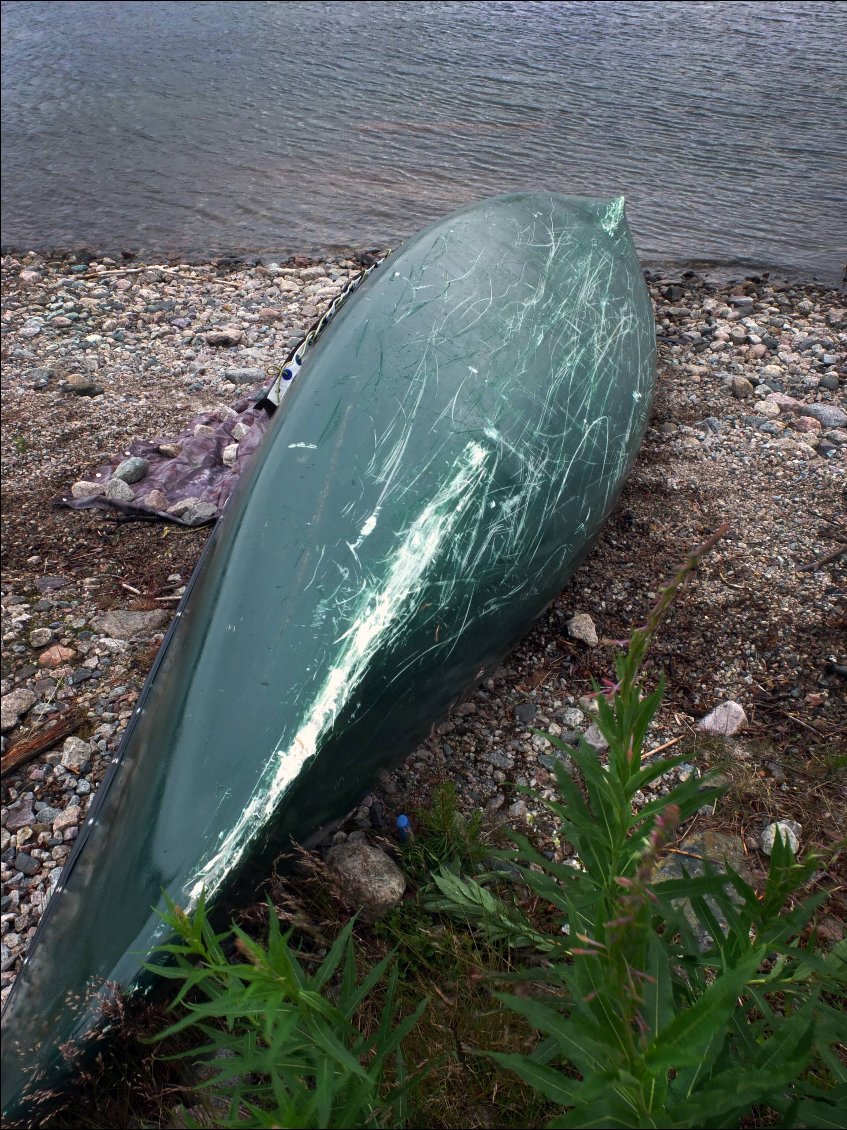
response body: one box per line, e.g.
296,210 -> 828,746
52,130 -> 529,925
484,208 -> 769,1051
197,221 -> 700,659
2,1 -> 845,280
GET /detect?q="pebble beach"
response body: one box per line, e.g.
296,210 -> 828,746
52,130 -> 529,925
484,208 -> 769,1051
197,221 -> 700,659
1,250 -> 845,1003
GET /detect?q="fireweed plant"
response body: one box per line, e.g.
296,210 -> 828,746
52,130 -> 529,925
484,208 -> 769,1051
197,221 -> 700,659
151,526 -> 845,1128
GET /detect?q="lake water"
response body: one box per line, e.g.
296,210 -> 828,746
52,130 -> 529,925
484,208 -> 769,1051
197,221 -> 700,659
2,0 -> 845,281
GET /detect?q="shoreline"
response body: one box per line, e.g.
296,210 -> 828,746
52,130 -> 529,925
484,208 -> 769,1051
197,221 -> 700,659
1,243 -> 843,291
2,248 -> 845,1006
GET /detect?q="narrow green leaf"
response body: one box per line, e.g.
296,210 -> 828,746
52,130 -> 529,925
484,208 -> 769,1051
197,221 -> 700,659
645,951 -> 760,1071
489,1051 -> 580,1106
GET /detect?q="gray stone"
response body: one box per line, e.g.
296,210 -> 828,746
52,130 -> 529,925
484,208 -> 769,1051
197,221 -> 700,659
35,575 -> 69,593
515,702 -> 537,725
1,688 -> 37,732
14,853 -> 40,877
567,612 -> 599,647
796,403 -> 847,429
60,736 -> 90,772
760,820 -> 801,856
29,628 -> 53,649
697,700 -> 747,737
752,399 -> 780,419
819,373 -> 840,391
34,806 -> 61,825
326,842 -> 406,916
559,707 -> 585,729
105,478 -> 135,502
222,442 -> 239,467
507,798 -> 529,821
484,749 -> 514,770
652,830 -> 751,950
112,456 -> 149,484
167,498 -> 217,525
583,722 -> 609,752
91,609 -> 168,640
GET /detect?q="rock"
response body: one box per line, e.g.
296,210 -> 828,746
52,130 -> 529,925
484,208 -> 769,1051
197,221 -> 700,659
14,853 -> 40,877
37,645 -> 75,668
112,456 -> 149,484
764,392 -> 800,413
29,628 -> 53,649
144,489 -> 169,510
583,722 -> 609,752
71,480 -> 103,499
729,327 -> 748,346
157,443 -> 182,458
28,366 -> 55,389
560,706 -> 585,728
91,609 -> 168,640
4,797 -> 36,832
19,269 -> 41,285
205,328 -> 243,347
193,424 -> 217,438
105,478 -> 135,502
507,798 -> 529,821
222,442 -> 239,467
697,700 -> 747,736
167,498 -> 217,525
652,830 -> 751,949
66,374 -> 101,396
53,806 -> 81,833
731,376 -> 754,399
221,368 -> 263,383
515,702 -> 537,725
792,415 -> 822,434
231,421 -> 250,442
34,575 -> 69,593
1,688 -> 38,732
760,820 -> 801,856
567,613 -> 599,647
326,842 -> 406,916
796,403 -> 847,429
484,749 -> 514,770
819,373 -> 840,391
752,399 -> 780,419
60,736 -> 90,772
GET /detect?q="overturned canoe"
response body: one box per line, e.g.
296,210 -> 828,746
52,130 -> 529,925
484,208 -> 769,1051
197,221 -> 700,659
1,192 -> 655,1122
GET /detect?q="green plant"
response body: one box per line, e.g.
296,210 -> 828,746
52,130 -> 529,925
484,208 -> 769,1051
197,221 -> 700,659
430,528 -> 847,1128
148,894 -> 427,1129
400,780 -> 489,880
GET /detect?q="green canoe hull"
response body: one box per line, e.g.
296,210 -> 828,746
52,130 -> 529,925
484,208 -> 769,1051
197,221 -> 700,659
1,192 -> 655,1121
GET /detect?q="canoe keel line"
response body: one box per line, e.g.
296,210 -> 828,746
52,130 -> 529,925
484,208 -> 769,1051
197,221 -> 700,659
1,193 -> 656,1122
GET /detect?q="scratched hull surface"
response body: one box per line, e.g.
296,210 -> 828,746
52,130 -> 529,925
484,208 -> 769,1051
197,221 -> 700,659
1,193 -> 655,1120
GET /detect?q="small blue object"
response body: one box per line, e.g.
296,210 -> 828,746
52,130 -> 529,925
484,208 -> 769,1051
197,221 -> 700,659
396,814 -> 412,843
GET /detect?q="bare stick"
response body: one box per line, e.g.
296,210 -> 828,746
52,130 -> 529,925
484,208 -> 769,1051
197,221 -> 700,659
1,710 -> 83,780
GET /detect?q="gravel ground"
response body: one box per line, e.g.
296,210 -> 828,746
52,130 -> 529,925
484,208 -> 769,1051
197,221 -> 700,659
2,251 -> 845,1002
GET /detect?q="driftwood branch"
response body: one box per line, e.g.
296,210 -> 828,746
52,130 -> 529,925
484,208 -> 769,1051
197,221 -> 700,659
1,709 -> 83,780
798,545 -> 847,572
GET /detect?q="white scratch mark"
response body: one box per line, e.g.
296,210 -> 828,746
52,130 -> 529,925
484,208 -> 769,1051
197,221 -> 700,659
187,441 -> 490,903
